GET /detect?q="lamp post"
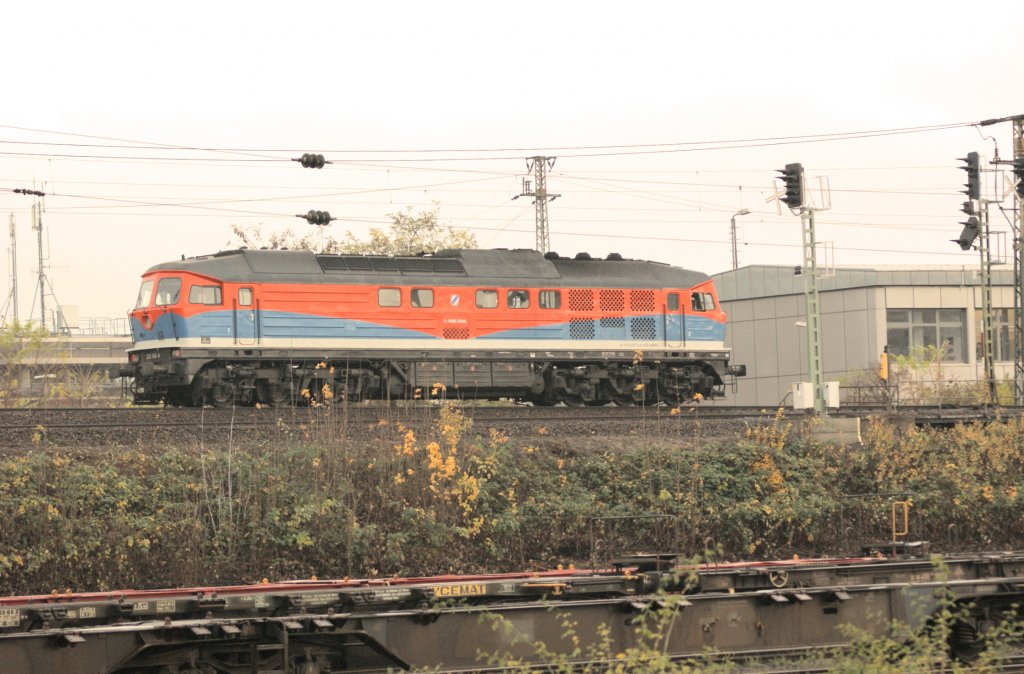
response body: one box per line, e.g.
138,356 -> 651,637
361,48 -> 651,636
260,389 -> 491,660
730,209 -> 751,270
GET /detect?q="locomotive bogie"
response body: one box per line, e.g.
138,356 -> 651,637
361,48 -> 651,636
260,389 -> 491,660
125,249 -> 742,407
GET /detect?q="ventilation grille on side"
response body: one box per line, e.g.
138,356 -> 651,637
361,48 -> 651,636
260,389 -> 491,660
631,317 -> 657,340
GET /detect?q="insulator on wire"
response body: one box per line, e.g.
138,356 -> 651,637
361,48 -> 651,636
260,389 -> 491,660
302,210 -> 332,225
297,153 -> 327,169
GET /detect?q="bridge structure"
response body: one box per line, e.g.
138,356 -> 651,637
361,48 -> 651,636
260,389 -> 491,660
0,335 -> 131,399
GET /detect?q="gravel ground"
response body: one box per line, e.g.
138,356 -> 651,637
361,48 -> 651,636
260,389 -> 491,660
0,404 -> 754,451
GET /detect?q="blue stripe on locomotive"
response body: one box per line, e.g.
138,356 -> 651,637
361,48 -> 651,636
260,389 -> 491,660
132,310 -> 725,344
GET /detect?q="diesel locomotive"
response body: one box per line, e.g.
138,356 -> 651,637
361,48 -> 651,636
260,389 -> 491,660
124,248 -> 743,407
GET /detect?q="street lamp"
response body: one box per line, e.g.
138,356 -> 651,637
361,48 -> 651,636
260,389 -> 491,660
730,209 -> 751,270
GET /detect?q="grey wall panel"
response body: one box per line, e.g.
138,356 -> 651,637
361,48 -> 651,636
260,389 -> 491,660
844,289 -> 868,312
940,286 -> 972,308
820,292 -> 844,314
726,299 -> 754,322
776,319 -> 803,377
842,309 -> 872,372
729,321 -> 756,366
753,319 -> 779,377
821,311 -> 848,371
754,297 -> 779,320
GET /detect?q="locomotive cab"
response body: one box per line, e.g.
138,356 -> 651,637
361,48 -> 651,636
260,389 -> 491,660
131,276 -> 182,336
127,272 -> 230,405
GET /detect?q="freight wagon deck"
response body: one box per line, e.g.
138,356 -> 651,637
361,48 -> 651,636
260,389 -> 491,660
2,549 -> 1024,672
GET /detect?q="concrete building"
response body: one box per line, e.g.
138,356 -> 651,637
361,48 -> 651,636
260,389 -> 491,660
712,265 -> 1019,408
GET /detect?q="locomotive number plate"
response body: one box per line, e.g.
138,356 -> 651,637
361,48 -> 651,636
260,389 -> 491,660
0,609 -> 19,627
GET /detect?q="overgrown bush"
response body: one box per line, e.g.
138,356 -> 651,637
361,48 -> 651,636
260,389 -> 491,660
1,404 -> 1024,595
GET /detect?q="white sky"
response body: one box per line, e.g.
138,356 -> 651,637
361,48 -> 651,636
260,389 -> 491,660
1,0 -> 1021,326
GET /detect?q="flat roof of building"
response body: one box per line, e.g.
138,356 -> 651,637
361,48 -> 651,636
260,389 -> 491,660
712,264 -> 1017,302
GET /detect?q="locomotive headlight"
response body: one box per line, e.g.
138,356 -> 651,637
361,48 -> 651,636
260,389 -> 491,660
128,353 -> 139,363
171,349 -> 182,358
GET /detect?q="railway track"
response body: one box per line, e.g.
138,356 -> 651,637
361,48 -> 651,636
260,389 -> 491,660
0,403 -> 776,431
0,404 -> 757,448
0,403 -> 1018,448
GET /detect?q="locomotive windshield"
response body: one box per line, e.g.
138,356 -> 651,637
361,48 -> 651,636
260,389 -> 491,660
134,280 -> 154,309
154,277 -> 182,306
692,292 -> 716,312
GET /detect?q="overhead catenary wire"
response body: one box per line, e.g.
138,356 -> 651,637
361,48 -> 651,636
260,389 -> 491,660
0,119 -> 979,161
0,118 -> 1008,280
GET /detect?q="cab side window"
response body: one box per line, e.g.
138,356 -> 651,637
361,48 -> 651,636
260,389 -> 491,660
507,290 -> 529,309
188,285 -> 223,305
154,278 -> 182,306
692,292 -> 716,312
539,290 -> 561,309
411,288 -> 434,308
378,288 -> 401,307
135,280 -> 154,309
238,288 -> 253,307
667,293 -> 679,311
476,289 -> 498,308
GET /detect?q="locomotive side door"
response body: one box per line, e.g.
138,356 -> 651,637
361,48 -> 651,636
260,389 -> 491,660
236,287 -> 257,345
664,292 -> 682,347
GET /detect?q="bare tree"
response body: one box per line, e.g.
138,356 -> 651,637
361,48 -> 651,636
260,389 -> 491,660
230,205 -> 477,255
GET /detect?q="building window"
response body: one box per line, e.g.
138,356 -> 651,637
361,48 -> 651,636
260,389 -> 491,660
539,290 -> 560,309
507,290 -> 529,309
975,309 -> 1016,362
886,308 -> 965,362
411,288 -> 434,308
476,289 -> 498,308
378,288 -> 401,307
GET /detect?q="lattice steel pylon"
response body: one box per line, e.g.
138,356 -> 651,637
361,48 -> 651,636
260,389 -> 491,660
979,200 -> 997,400
514,157 -> 560,253
801,208 -> 826,415
0,213 -> 17,326
980,113 -> 1024,404
1013,117 -> 1024,404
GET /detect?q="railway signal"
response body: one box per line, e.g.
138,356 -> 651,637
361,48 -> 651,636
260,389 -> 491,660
958,152 -> 981,200
776,163 -> 804,210
1013,157 -> 1024,198
295,153 -> 327,169
953,216 -> 980,251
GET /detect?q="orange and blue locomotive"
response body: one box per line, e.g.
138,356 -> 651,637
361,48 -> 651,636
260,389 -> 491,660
125,248 -> 743,406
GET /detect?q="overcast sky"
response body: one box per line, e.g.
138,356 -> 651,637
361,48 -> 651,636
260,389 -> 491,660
1,0 -> 1021,326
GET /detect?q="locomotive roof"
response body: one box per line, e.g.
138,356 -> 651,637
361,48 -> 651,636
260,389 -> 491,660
146,248 -> 710,289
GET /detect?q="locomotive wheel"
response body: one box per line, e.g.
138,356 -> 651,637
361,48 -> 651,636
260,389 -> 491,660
210,383 -> 235,408
190,381 -> 205,406
256,380 -> 289,407
163,386 -> 191,407
302,379 -> 329,406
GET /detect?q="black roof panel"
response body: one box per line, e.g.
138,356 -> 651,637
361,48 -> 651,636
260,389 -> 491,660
146,249 -> 709,289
